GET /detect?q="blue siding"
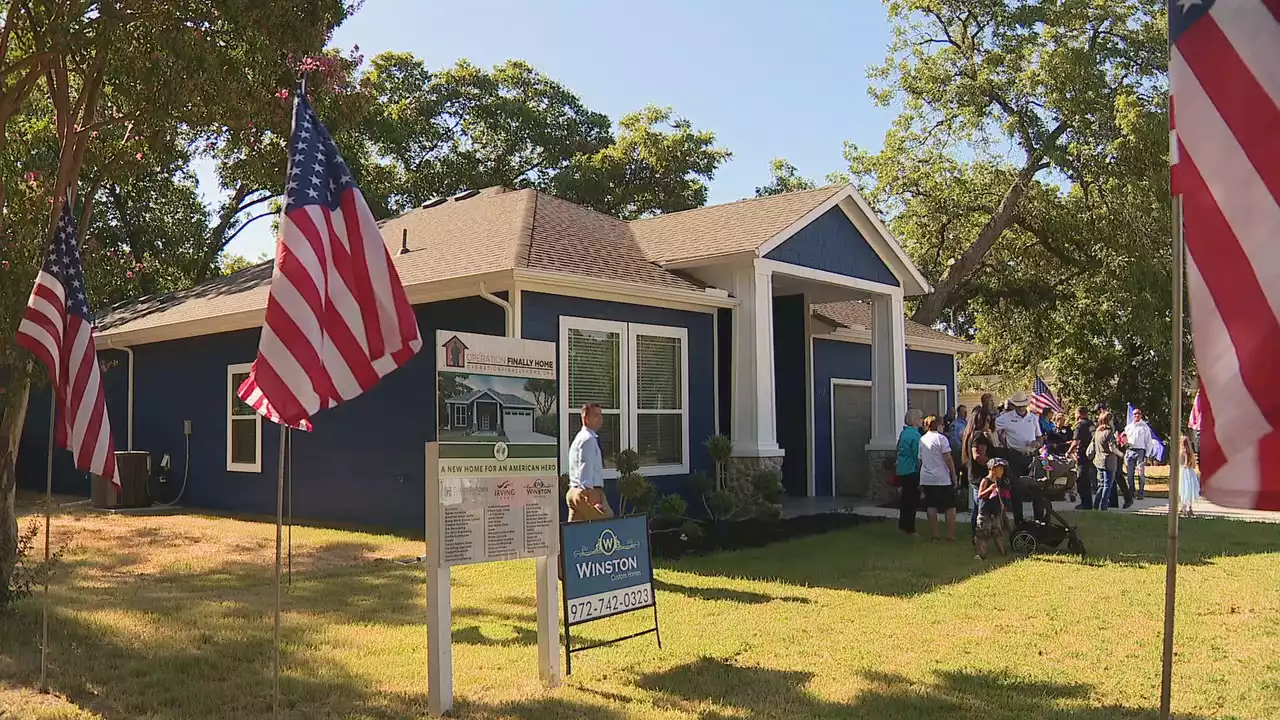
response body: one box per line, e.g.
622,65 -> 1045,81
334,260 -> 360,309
810,339 -> 956,497
765,206 -> 899,286
20,297 -> 505,530
772,295 -> 807,496
522,291 -> 716,515
716,308 -> 732,437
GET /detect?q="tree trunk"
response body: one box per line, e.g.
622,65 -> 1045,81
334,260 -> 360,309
0,362 -> 32,602
909,157 -> 1045,326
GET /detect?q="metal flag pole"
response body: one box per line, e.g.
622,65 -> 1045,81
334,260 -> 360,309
273,422 -> 286,718
1159,196 -> 1185,720
39,392 -> 55,692
287,427 -> 293,587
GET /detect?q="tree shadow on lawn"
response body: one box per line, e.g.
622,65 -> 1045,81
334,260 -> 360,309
635,656 -> 1212,720
666,515 -> 1280,596
653,579 -> 813,606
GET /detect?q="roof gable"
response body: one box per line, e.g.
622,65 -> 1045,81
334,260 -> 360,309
765,206 -> 898,287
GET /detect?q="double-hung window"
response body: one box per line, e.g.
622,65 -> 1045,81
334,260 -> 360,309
559,317 -> 689,476
227,363 -> 262,473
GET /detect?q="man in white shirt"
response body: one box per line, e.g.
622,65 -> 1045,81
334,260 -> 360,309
918,415 -> 958,541
1124,407 -> 1153,500
995,391 -> 1042,523
566,403 -> 612,521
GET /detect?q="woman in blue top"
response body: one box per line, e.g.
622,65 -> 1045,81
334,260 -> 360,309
897,409 -> 925,535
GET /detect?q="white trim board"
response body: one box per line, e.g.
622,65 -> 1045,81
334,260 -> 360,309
226,362 -> 262,474
756,258 -> 903,298
813,329 -> 983,356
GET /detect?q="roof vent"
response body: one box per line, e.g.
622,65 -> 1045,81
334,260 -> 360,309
398,228 -> 410,256
421,197 -> 447,209
452,189 -> 480,201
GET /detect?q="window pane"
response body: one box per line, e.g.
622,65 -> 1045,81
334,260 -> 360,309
230,418 -> 257,465
230,372 -> 256,417
567,328 -> 620,410
636,335 -> 682,410
636,413 -> 682,466
568,412 -> 621,470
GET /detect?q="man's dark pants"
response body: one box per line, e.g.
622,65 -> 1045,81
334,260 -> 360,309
1076,463 -> 1096,509
898,473 -> 921,534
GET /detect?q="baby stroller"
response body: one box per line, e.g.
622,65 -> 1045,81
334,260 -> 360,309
1010,482 -> 1087,558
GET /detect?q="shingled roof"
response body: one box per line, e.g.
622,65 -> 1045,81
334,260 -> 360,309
812,300 -> 982,352
96,185 -> 932,343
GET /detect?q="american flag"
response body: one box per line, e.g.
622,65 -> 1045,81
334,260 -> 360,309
236,94 -> 421,429
1171,0 -> 1280,511
1029,376 -> 1062,415
15,202 -> 117,484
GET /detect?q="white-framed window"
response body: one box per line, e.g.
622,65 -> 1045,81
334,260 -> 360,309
559,316 -> 690,476
907,384 -> 948,419
452,404 -> 466,428
227,363 -> 262,473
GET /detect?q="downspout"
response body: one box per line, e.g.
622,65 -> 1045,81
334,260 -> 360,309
479,282 -> 513,338
120,346 -> 134,450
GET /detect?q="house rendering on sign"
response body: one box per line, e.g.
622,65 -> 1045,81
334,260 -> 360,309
17,184 -> 979,529
442,388 -> 550,443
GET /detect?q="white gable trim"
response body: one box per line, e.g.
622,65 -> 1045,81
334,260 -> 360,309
755,184 -> 932,297
757,258 -> 902,298
814,327 -> 985,356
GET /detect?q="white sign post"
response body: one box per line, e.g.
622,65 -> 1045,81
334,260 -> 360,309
426,331 -> 562,716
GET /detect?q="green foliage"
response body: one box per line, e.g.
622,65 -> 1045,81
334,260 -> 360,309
687,471 -> 715,497
847,0 -> 1175,430
751,470 -> 785,506
1,522 -> 62,609
216,253 -> 272,276
704,435 -> 733,465
618,473 -> 656,516
678,519 -> 704,546
754,158 -> 817,197
706,490 -> 737,521
655,493 -> 688,521
615,448 -> 641,477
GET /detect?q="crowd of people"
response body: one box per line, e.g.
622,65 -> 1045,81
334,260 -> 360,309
894,392 -> 1203,558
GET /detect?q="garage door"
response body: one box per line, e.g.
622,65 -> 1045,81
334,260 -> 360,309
832,384 -> 873,497
908,388 -> 942,418
504,408 -> 533,434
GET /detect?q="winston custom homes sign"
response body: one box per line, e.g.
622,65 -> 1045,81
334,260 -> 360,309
559,515 -> 661,673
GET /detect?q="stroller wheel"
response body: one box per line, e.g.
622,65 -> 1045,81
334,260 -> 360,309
1011,531 -> 1038,554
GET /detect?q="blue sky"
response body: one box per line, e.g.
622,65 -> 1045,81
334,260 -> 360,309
201,0 -> 897,259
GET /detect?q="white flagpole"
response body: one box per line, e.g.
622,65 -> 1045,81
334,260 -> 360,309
1159,196 -> 1184,719
273,422 -> 286,718
39,392 -> 54,692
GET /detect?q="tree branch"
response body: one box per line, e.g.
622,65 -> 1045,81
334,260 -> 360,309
223,211 -> 275,246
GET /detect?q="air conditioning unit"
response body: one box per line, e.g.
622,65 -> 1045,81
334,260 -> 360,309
91,451 -> 151,509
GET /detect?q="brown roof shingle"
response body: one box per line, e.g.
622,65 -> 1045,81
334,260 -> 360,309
629,185 -> 844,264
813,300 -> 980,351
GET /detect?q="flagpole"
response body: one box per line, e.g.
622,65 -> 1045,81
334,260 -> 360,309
287,428 -> 292,587
1159,195 -> 1185,720
38,392 -> 54,692
273,422 -> 286,718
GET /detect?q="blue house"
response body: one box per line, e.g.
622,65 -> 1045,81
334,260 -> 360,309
18,185 -> 979,528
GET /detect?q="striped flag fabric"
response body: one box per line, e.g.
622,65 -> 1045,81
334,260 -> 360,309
236,94 -> 422,429
1028,376 -> 1062,415
1170,0 -> 1280,510
15,201 -> 117,484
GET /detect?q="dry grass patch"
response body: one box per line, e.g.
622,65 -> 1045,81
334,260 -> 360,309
1,492 -> 1278,719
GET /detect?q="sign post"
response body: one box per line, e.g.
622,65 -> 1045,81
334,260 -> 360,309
560,515 -> 661,675
426,331 -> 562,716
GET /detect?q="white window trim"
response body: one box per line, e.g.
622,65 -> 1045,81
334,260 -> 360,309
628,323 -> 690,477
226,363 -> 262,473
560,317 -> 629,479
907,383 -> 949,416
452,404 -> 466,428
558,316 -> 691,477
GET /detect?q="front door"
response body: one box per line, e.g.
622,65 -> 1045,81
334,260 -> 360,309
833,384 -> 873,496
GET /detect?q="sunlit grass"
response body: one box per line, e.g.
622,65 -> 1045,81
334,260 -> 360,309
1,493 -> 1278,719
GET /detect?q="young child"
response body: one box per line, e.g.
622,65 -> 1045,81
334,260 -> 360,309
975,457 -> 1010,560
1179,435 -> 1201,518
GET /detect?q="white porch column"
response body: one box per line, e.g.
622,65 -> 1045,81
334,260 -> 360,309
868,291 -> 907,448
729,262 -> 783,457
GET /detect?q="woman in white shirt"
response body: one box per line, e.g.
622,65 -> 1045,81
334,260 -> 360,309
918,415 -> 958,541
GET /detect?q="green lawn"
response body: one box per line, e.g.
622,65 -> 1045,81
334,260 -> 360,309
1,495 -> 1278,719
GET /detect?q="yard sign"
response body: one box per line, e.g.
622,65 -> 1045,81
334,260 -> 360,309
559,514 -> 661,674
426,330 -> 562,716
